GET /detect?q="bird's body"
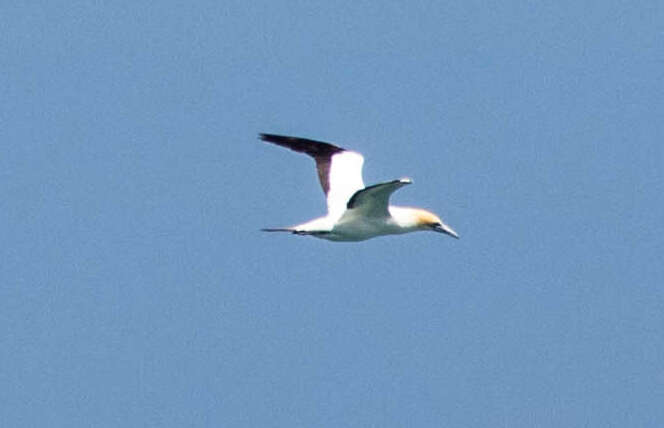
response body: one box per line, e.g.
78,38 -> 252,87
260,133 -> 458,242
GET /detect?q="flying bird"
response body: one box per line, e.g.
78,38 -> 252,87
260,133 -> 459,242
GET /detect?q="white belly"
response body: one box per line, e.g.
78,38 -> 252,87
323,216 -> 410,242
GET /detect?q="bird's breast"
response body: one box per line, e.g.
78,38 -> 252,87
330,215 -> 407,241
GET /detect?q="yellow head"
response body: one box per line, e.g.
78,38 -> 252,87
412,208 -> 459,239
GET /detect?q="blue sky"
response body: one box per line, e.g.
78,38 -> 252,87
2,1 -> 663,427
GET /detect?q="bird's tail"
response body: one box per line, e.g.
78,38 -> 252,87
261,227 -> 320,236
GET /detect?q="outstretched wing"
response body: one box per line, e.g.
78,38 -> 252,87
345,178 -> 412,218
260,133 -> 365,218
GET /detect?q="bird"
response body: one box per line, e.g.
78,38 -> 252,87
259,133 -> 459,242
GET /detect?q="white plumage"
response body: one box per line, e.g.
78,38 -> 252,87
325,151 -> 365,220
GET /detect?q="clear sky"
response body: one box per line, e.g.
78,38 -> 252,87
2,1 -> 663,427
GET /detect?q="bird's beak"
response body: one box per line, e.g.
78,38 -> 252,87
433,223 -> 459,239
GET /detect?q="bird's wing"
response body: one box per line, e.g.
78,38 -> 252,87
344,178 -> 412,218
260,133 -> 365,218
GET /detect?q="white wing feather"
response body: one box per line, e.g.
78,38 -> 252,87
326,151 -> 365,219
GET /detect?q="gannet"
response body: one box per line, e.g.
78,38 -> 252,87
260,133 -> 459,242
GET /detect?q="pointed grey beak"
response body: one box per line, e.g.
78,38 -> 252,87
433,223 -> 459,239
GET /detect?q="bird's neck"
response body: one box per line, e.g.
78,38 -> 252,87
387,206 -> 424,230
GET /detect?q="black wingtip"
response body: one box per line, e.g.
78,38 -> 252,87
258,133 -> 291,143
258,133 -> 346,155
